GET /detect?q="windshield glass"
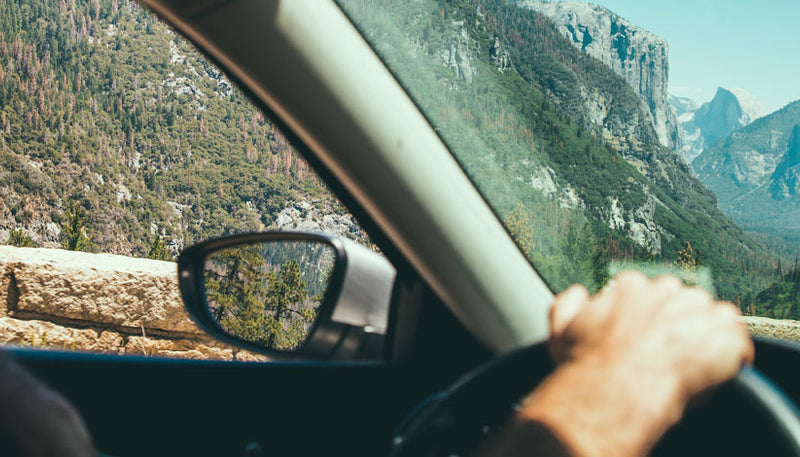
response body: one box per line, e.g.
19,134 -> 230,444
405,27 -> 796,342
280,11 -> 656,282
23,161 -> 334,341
336,0 -> 800,325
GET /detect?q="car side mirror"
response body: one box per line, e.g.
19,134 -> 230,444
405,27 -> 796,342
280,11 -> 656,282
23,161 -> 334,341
177,232 -> 395,360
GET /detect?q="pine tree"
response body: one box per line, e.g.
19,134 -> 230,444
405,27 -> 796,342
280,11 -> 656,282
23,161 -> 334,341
61,203 -> 91,251
675,242 -> 697,267
205,246 -> 314,351
504,203 -> 535,256
591,246 -> 609,291
7,228 -> 37,247
264,260 -> 312,350
146,234 -> 172,261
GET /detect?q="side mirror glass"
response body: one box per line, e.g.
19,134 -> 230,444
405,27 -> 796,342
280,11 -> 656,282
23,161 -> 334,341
204,240 -> 335,351
178,232 -> 396,360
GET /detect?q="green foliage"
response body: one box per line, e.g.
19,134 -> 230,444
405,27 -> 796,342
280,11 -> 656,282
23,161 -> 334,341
751,263 -> 800,320
146,234 -> 172,261
0,0 -> 341,257
504,203 -> 535,256
205,245 -> 322,351
61,203 -> 91,251
591,247 -> 610,291
553,220 -> 606,292
7,228 -> 37,247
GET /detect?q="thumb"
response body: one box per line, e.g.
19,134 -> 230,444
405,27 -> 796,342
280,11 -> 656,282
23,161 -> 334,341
549,284 -> 589,336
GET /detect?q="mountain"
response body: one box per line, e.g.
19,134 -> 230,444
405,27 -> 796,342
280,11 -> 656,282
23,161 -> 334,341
0,0 -> 781,301
519,0 -> 680,150
670,95 -> 698,118
0,0 -> 358,257
338,0 -> 778,299
669,95 -> 703,163
692,100 -> 800,240
695,87 -> 764,143
672,87 -> 764,163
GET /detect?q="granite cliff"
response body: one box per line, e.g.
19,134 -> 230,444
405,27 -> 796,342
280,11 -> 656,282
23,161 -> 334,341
520,1 -> 680,150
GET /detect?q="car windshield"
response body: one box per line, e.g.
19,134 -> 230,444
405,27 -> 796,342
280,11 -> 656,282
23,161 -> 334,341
335,0 -> 800,323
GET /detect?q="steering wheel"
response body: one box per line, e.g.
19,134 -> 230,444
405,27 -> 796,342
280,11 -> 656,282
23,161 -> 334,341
391,342 -> 800,457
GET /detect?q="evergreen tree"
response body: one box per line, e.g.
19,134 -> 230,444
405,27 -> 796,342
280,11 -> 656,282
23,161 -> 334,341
7,228 -> 37,247
675,242 -> 697,267
146,234 -> 172,261
504,203 -> 535,255
591,246 -> 609,291
61,204 -> 91,252
205,246 -> 314,351
264,260 -> 313,350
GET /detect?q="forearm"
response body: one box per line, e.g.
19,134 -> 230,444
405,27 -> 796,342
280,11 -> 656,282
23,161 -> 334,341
479,356 -> 685,457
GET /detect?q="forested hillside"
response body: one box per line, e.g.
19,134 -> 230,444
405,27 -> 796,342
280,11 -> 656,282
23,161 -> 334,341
751,262 -> 800,320
0,0 -> 787,306
0,0 -> 347,257
338,0 -> 780,300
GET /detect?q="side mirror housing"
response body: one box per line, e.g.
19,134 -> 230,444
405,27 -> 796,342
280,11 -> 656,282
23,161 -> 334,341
177,231 -> 395,361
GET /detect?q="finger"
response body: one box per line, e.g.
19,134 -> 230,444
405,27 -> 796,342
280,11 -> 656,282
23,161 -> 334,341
743,337 -> 756,365
550,284 -> 589,335
667,286 -> 714,314
716,304 -> 755,366
653,275 -> 684,295
613,270 -> 648,287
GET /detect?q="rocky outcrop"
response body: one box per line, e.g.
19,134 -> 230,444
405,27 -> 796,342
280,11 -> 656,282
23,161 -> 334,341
520,1 -> 680,150
272,200 -> 368,243
438,19 -> 478,83
769,125 -> 800,199
0,246 -> 265,361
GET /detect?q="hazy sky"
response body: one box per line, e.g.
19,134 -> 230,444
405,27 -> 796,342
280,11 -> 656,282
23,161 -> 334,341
588,0 -> 800,113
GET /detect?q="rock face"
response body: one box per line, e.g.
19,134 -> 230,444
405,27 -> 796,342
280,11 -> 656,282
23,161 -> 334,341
521,1 -> 680,150
769,125 -> 800,199
672,87 -> 764,163
271,200 -> 368,243
0,246 -> 265,361
694,87 -> 763,144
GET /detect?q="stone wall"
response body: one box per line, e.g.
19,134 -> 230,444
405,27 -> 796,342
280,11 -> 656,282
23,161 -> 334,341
742,316 -> 800,344
0,246 -> 264,361
1,247 -> 799,360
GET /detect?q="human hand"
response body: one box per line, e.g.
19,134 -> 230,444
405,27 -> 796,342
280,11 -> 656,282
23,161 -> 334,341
490,271 -> 754,457
549,271 -> 754,405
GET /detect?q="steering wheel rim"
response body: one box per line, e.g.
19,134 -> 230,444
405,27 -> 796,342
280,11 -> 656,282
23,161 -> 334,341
391,342 -> 800,457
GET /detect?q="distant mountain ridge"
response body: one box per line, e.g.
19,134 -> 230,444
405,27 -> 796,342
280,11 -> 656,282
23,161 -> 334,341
692,99 -> 800,240
671,87 -> 764,163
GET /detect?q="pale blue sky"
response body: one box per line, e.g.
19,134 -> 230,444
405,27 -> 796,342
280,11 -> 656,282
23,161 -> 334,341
587,0 -> 800,113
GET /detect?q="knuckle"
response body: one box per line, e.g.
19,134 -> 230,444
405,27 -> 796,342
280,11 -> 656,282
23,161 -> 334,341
615,270 -> 647,286
715,302 -> 741,319
654,274 -> 683,290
